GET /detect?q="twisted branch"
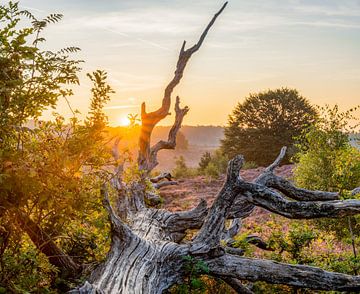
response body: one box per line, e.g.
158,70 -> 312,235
207,255 -> 360,291
138,3 -> 228,171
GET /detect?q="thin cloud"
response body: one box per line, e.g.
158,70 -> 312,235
292,21 -> 360,29
19,5 -> 46,13
293,3 -> 360,17
104,28 -> 170,51
103,105 -> 140,110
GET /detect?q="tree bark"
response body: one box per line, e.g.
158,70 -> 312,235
71,3 -> 360,293
15,210 -> 80,275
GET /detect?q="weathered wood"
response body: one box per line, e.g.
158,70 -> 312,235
150,172 -> 173,183
75,153 -> 360,293
190,155 -> 244,254
239,182 -> 360,219
207,255 -> 360,291
138,2 -> 228,171
147,96 -> 189,171
72,3 -> 360,293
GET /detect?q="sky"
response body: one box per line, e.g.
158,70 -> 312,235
11,0 -> 360,126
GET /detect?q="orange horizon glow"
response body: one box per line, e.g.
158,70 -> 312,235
34,0 -> 360,127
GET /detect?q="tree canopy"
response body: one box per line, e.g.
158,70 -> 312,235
0,2 -> 113,291
221,88 -> 317,166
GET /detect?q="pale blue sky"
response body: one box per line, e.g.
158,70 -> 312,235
12,0 -> 360,125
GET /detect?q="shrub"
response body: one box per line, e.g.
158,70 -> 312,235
197,150 -> 228,178
294,105 -> 360,195
293,105 -> 360,272
172,156 -> 197,178
198,152 -> 212,171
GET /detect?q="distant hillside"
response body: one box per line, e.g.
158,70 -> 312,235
153,126 -> 224,147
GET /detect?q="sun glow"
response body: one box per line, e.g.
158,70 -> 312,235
118,116 -> 131,126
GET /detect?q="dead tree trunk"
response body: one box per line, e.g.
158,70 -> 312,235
72,3 -> 360,293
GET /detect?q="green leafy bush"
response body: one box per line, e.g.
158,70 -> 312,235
170,256 -> 233,294
293,104 -> 360,273
0,2 -> 112,291
294,105 -> 360,193
198,152 -> 212,171
197,150 -> 228,178
172,156 -> 198,178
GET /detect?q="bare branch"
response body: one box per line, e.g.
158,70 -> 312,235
111,137 -> 121,161
262,174 -> 339,201
147,96 -> 189,171
138,2 -> 227,171
150,172 -> 173,183
245,235 -> 273,251
164,199 -> 208,232
145,191 -> 163,206
264,146 -> 287,173
352,186 -> 360,196
207,255 -> 360,291
224,246 -> 244,256
256,147 -> 338,201
190,155 -> 244,254
161,2 -> 228,117
153,181 -> 178,189
227,198 -> 255,219
222,218 -> 241,240
101,184 -> 133,241
239,181 -> 360,219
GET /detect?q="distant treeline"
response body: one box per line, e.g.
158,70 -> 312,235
152,125 -> 224,147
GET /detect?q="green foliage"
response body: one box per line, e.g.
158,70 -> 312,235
267,221 -> 316,264
293,105 -> 360,239
0,239 -> 57,293
172,156 -> 197,178
246,217 -> 360,292
231,232 -> 254,255
198,152 -> 211,171
294,105 -> 360,193
0,2 -> 81,136
221,88 -> 317,166
284,104 -> 360,279
197,150 -> 228,178
171,256 -> 235,294
0,2 -> 113,292
173,256 -> 209,294
242,160 -> 258,170
240,105 -> 360,292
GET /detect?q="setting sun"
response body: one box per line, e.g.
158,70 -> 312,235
118,116 -> 131,126
4,0 -> 360,292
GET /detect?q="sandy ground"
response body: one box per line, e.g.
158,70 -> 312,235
160,164 -> 293,212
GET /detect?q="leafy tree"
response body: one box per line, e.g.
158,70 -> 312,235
221,88 -> 317,166
0,2 -> 114,291
294,105 -> 360,273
